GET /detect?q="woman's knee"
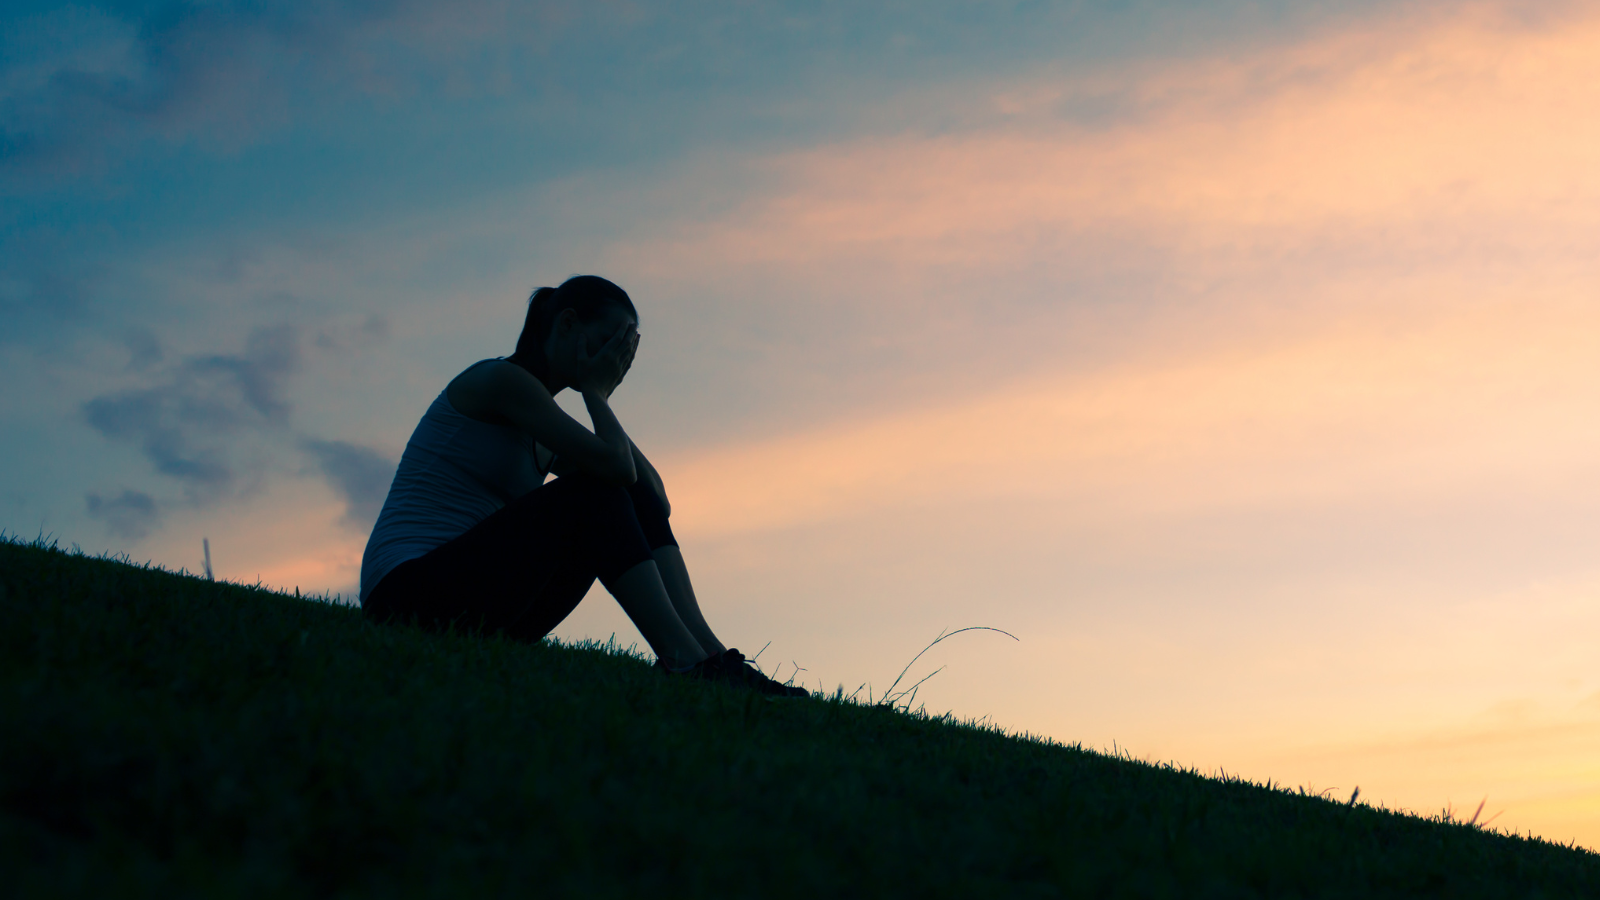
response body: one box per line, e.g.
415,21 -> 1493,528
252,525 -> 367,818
548,473 -> 654,578
625,479 -> 676,549
625,476 -> 666,518
551,472 -> 638,524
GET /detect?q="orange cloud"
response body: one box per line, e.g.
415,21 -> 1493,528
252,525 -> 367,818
663,289 -> 1600,538
619,3 -> 1600,281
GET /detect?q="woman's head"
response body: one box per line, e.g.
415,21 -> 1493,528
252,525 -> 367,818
512,275 -> 639,389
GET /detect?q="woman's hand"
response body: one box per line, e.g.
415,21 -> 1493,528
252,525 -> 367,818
574,321 -> 639,398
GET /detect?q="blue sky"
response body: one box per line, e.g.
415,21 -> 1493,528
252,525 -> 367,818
5,0 -> 1599,847
4,0 -> 1394,543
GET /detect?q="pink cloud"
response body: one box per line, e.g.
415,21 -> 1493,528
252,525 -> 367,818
617,3 -> 1600,281
662,287 -> 1600,538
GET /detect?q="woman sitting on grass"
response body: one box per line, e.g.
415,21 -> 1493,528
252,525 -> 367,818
360,275 -> 804,697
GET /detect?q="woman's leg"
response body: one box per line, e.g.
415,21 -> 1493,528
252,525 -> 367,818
652,546 -> 726,657
623,479 -> 726,656
365,474 -> 707,667
607,559 -> 706,669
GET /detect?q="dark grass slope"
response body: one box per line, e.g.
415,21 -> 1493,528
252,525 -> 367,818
3,538 -> 1597,899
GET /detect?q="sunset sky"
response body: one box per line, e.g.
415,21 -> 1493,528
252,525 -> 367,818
4,1 -> 1598,848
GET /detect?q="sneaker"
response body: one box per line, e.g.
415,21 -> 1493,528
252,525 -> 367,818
656,649 -> 808,698
710,648 -> 809,698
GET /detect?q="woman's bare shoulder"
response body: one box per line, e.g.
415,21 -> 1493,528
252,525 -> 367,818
446,359 -> 536,423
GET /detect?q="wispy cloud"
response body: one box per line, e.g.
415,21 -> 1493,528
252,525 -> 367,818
572,0 -> 1600,445
1,0 -> 438,176
82,324 -> 302,505
302,439 -> 395,531
630,5 -> 1600,276
84,488 -> 159,540
2,0 -> 1412,184
76,317 -> 397,542
663,296 -> 1600,538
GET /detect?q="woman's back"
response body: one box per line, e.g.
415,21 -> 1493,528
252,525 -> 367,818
359,360 -> 552,604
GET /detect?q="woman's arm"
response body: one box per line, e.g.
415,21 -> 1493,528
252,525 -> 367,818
578,383 -> 637,484
453,325 -> 640,485
549,440 -> 667,514
504,371 -> 636,484
542,439 -> 664,507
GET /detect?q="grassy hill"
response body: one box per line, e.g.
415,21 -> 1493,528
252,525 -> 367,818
3,536 -> 1596,898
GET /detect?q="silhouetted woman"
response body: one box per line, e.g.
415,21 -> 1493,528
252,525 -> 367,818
360,275 -> 803,696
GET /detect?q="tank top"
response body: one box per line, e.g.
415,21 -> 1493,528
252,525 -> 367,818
359,359 -> 553,605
